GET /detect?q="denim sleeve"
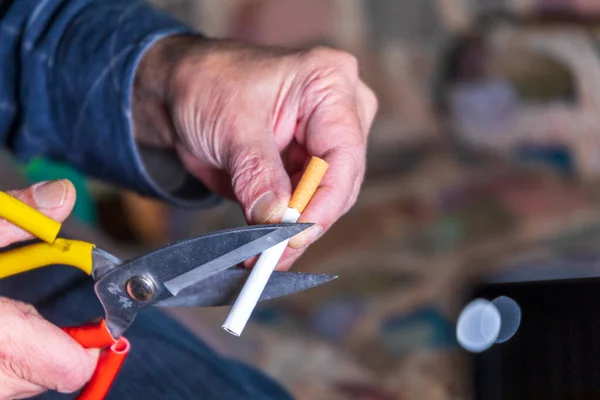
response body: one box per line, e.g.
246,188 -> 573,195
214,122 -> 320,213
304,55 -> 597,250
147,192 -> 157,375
0,0 -> 219,208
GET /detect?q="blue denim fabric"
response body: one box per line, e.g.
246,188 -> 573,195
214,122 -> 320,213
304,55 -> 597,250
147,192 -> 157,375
0,267 -> 292,400
0,0 -> 217,207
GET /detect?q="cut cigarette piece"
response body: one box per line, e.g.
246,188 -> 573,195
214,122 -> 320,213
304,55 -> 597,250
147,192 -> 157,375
222,157 -> 329,336
222,207 -> 300,336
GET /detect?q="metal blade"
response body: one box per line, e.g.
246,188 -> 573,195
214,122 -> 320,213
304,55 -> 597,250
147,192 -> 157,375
95,224 -> 312,338
164,224 -> 313,296
163,223 -> 312,295
157,268 -> 336,308
91,248 -> 122,280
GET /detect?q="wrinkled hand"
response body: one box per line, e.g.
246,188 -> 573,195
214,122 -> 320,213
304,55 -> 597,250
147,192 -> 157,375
0,180 -> 98,399
134,37 -> 377,269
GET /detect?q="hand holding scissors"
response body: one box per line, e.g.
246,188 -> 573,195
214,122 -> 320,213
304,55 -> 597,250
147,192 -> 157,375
0,183 -> 333,399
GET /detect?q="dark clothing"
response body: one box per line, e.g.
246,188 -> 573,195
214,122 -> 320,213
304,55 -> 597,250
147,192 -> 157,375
1,0 -> 216,207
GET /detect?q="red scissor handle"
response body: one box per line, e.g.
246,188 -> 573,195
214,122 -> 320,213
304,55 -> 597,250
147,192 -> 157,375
62,320 -> 130,400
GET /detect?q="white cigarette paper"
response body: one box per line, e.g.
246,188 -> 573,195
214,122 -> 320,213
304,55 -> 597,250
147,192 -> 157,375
223,156 -> 328,336
222,207 -> 301,336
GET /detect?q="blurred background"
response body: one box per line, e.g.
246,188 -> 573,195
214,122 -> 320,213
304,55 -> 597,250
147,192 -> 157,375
9,0 -> 600,398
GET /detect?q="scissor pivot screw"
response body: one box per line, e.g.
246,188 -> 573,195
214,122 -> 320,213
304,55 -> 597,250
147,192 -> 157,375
126,276 -> 155,302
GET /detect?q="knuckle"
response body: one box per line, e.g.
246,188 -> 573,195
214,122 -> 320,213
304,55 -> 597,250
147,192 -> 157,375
304,46 -> 359,76
0,357 -> 32,383
0,224 -> 24,248
230,152 -> 273,200
357,80 -> 378,116
0,297 -> 15,310
344,133 -> 367,152
366,86 -> 378,115
5,188 -> 32,205
0,298 -> 38,316
303,45 -> 332,61
0,314 -> 33,383
339,52 -> 359,74
18,303 -> 39,317
346,188 -> 361,212
4,189 -> 22,199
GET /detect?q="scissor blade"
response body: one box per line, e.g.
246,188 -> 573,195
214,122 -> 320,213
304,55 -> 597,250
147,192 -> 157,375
163,223 -> 312,295
91,248 -> 123,280
96,224 -> 313,338
157,268 -> 336,308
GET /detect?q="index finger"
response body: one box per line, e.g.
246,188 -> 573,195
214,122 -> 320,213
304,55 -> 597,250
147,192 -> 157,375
289,89 -> 366,249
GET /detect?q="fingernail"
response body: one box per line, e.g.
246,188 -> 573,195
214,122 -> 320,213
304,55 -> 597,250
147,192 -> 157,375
289,224 -> 323,249
249,192 -> 284,223
33,180 -> 67,209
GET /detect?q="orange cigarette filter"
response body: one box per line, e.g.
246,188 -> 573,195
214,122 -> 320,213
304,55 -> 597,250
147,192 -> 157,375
288,156 -> 329,213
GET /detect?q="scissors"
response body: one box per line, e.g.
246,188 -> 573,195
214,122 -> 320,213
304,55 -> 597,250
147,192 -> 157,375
0,190 -> 335,399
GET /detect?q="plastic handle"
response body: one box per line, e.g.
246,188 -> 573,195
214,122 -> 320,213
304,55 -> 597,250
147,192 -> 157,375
0,239 -> 94,278
63,320 -> 130,400
77,338 -> 130,400
0,191 -> 61,243
62,320 -> 116,349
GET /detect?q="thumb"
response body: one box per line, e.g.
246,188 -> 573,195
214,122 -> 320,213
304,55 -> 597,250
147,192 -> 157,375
0,180 -> 76,247
226,137 -> 291,224
0,298 -> 98,397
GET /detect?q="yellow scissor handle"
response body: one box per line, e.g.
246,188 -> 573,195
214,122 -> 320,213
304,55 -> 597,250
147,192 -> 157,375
0,239 -> 94,278
0,190 -> 95,277
0,191 -> 61,243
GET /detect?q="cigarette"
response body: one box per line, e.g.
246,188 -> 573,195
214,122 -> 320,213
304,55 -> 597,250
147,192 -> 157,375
222,156 -> 329,336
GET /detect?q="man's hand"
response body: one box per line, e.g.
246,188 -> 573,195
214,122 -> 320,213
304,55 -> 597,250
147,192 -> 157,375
0,180 -> 98,399
134,37 -> 377,269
